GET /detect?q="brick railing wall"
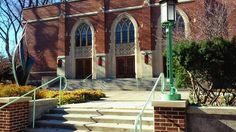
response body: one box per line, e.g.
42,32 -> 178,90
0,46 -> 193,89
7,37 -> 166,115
152,100 -> 188,132
0,97 -> 31,132
154,107 -> 186,132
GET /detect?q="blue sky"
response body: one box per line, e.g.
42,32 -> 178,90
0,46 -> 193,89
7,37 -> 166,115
0,0 -> 61,58
0,27 -> 20,58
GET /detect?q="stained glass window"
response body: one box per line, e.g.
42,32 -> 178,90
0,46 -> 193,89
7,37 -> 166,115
115,18 -> 135,44
76,23 -> 92,47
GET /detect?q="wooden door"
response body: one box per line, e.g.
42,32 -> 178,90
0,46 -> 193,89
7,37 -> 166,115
116,56 -> 135,78
76,58 -> 92,79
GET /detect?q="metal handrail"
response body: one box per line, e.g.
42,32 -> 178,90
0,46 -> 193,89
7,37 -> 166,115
134,73 -> 165,132
82,73 -> 93,82
0,76 -> 67,128
67,73 -> 93,89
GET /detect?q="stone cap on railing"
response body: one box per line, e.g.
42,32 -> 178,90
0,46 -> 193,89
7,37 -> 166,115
188,106 -> 236,115
152,100 -> 188,108
0,97 -> 32,103
29,98 -> 57,106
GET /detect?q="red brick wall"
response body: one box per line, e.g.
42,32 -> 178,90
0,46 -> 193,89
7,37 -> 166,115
0,102 -> 29,132
154,107 -> 186,132
66,0 -> 102,15
26,20 -> 61,72
23,4 -> 61,20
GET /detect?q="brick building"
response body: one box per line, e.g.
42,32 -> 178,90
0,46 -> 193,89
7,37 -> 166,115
23,0 -> 236,81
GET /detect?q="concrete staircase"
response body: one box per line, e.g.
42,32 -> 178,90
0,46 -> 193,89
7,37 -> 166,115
67,78 -> 157,91
26,105 -> 154,132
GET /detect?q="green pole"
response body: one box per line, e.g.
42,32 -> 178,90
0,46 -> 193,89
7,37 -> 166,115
168,21 -> 174,88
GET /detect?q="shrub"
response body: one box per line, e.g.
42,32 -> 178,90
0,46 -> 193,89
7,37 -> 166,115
0,84 -> 34,97
0,84 -> 106,105
38,89 -> 106,105
173,37 -> 236,106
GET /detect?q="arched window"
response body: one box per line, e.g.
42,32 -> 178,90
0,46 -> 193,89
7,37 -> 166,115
76,23 -> 92,47
116,18 -> 135,44
174,12 -> 185,33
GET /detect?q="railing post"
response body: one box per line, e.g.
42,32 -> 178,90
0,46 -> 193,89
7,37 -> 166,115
59,77 -> 62,107
139,116 -> 142,132
32,90 -> 36,128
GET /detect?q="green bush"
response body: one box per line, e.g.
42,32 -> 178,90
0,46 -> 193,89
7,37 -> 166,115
173,37 -> 236,106
0,84 -> 34,97
38,89 -> 106,105
0,84 -> 106,105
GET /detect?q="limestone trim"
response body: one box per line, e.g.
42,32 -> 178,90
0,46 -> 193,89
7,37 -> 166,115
30,71 -> 56,74
67,11 -> 99,18
115,43 -> 135,56
23,0 -> 194,24
66,18 -> 96,79
75,46 -> 92,58
105,5 -> 144,13
176,7 -> 191,38
152,100 -> 188,108
0,97 -> 32,103
23,16 -> 59,23
109,12 -> 141,78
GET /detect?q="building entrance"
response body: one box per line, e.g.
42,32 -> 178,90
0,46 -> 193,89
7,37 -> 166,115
116,56 -> 135,78
76,58 -> 92,79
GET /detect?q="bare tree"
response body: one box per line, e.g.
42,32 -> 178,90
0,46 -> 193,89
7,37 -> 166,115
0,0 -> 59,60
191,0 -> 235,40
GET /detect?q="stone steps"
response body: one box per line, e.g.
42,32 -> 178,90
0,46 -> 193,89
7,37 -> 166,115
25,128 -> 94,132
41,114 -> 153,126
67,78 -> 157,91
26,106 -> 154,132
35,120 -> 153,132
49,108 -> 153,117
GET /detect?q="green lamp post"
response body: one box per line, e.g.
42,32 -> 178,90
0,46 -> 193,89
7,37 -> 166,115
159,0 -> 181,100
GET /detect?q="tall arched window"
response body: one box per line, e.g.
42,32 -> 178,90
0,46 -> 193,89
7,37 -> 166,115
76,23 -> 92,47
174,12 -> 185,33
116,18 -> 135,44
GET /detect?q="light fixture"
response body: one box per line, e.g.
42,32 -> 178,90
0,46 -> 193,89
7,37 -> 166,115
159,0 -> 178,24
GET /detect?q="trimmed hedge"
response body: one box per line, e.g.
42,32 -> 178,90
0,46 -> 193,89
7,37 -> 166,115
0,84 -> 106,105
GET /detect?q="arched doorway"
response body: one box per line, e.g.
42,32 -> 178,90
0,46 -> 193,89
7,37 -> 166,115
108,13 -> 140,78
66,19 -> 96,79
75,23 -> 93,79
115,18 -> 135,78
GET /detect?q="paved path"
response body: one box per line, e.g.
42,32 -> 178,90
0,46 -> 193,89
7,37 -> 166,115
102,91 -> 189,101
63,91 -> 190,109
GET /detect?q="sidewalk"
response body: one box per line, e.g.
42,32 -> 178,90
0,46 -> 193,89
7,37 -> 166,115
103,91 -> 190,101
63,91 -> 190,109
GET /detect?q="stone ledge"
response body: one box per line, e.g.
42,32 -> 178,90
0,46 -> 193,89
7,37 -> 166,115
152,100 -> 188,108
29,98 -> 58,106
0,97 -> 32,103
188,106 -> 236,115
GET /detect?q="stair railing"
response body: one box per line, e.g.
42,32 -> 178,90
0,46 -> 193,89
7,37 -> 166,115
82,73 -> 93,82
68,73 -> 107,90
0,76 -> 67,128
134,73 -> 165,132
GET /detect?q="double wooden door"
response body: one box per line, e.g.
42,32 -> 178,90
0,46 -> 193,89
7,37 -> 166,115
116,56 -> 135,78
76,58 -> 92,79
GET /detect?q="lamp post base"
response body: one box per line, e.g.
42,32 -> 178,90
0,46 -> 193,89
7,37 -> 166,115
161,93 -> 181,100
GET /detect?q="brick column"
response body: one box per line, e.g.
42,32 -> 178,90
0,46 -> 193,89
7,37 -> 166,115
0,97 -> 31,132
152,100 -> 188,132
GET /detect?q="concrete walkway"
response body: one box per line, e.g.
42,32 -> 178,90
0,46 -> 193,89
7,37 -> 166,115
63,91 -> 190,109
103,91 -> 190,101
